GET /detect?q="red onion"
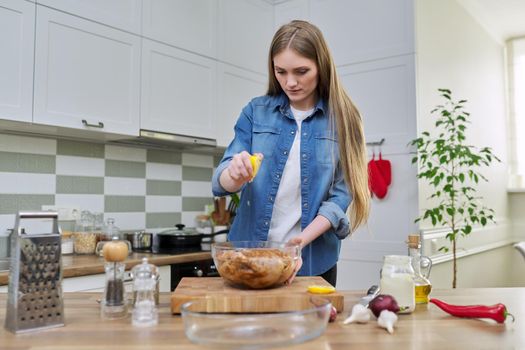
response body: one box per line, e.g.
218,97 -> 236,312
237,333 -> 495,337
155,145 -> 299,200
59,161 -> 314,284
368,294 -> 400,318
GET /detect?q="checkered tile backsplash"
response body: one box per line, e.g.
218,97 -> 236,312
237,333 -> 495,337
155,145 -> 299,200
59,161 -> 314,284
0,133 -> 221,236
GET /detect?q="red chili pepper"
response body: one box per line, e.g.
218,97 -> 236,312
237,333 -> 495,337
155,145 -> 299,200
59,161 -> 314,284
429,298 -> 515,324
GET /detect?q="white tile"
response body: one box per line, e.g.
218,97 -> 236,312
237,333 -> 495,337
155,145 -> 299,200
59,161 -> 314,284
56,155 -> 105,176
55,194 -> 104,213
181,211 -> 204,227
105,145 -> 146,162
0,134 -> 56,155
146,163 -> 181,181
182,153 -> 214,167
146,196 -> 181,213
181,181 -> 213,197
0,173 -> 55,194
0,214 -> 16,235
104,177 -> 146,196
103,212 -> 145,230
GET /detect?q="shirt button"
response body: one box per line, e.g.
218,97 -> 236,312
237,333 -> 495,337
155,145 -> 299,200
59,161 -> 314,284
302,153 -> 307,158
291,130 -> 295,135
275,174 -> 280,179
303,203 -> 308,208
303,132 -> 307,136
283,150 -> 288,155
269,196 -> 274,202
303,178 -> 307,183
264,221 -> 269,226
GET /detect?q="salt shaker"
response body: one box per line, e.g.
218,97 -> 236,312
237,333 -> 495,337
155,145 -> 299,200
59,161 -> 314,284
131,258 -> 159,327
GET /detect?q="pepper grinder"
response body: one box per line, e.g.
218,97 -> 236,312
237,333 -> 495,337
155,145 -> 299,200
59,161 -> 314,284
101,237 -> 130,319
131,258 -> 159,327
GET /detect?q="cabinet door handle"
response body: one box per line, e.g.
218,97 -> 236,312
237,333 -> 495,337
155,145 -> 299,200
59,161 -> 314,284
82,119 -> 104,128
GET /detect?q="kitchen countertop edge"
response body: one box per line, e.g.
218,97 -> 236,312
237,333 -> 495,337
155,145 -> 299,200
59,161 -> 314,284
0,251 -> 212,286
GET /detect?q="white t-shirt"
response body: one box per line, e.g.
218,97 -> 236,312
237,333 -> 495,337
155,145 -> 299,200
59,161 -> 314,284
267,106 -> 314,242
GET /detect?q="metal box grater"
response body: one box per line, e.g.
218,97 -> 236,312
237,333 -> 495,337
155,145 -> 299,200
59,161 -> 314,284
4,212 -> 65,333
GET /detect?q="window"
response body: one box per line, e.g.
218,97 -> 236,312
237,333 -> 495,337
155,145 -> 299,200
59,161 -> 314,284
507,37 -> 525,189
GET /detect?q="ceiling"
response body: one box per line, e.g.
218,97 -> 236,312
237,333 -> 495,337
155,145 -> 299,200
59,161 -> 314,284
457,0 -> 525,42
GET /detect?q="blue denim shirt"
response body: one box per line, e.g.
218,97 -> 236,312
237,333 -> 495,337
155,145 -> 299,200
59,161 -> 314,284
212,94 -> 351,276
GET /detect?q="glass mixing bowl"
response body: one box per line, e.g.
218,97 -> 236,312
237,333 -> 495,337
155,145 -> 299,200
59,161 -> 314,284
211,241 -> 300,289
180,296 -> 331,349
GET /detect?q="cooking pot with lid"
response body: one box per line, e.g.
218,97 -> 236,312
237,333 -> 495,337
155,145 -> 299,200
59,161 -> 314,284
156,224 -> 228,254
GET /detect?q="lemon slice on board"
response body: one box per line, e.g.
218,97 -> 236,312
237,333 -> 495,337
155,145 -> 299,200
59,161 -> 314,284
249,154 -> 262,180
307,285 -> 336,294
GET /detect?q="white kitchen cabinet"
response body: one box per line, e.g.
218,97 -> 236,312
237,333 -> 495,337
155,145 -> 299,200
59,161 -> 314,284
310,0 -> 415,65
218,0 -> 274,74
216,63 -> 267,147
33,5 -> 141,136
37,0 -> 142,34
274,0 -> 309,29
338,54 -> 417,154
141,38 -> 216,140
0,0 -> 35,123
336,54 -> 418,289
61,265 -> 171,293
142,0 -> 217,58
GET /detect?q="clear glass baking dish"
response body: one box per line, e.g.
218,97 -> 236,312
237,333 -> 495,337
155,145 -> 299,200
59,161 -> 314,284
180,296 -> 331,349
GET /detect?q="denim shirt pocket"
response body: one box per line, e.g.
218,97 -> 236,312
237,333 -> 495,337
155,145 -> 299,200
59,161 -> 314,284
252,123 -> 281,156
314,131 -> 339,165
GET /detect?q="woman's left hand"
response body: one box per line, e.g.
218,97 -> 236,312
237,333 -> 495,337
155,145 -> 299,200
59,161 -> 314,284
285,237 -> 303,285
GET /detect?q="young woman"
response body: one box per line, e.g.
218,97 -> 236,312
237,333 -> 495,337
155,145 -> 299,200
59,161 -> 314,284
212,20 -> 369,286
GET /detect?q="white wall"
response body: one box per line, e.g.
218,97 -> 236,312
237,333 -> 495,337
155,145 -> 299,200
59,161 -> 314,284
415,0 -> 522,287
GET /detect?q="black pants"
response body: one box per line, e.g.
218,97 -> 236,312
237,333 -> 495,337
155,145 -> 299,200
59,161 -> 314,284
318,264 -> 337,287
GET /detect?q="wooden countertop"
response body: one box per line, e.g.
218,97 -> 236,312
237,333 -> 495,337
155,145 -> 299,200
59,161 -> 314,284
0,251 -> 212,285
1,287 -> 523,349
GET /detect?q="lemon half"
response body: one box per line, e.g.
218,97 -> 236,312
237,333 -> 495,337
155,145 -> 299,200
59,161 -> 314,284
307,285 -> 336,294
249,154 -> 262,180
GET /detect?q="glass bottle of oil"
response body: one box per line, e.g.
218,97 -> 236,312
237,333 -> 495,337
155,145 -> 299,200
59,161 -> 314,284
407,234 -> 432,304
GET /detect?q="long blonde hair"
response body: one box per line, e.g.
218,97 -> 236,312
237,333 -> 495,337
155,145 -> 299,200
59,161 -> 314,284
267,20 -> 370,232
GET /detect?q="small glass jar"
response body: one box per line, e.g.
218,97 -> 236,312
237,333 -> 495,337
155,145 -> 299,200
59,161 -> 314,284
61,231 -> 74,255
73,211 -> 97,254
380,255 -> 416,314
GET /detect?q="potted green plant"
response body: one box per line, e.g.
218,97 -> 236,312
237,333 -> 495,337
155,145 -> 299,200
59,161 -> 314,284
410,89 -> 500,288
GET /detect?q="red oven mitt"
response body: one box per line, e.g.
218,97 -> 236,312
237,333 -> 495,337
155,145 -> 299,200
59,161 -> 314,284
376,152 -> 392,186
368,156 -> 388,199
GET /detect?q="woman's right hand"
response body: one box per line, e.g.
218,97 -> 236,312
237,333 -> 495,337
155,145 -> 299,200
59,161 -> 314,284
220,151 -> 263,192
227,151 -> 255,184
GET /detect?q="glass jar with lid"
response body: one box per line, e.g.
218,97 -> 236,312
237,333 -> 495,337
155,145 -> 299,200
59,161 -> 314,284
73,210 -> 97,254
380,255 -> 416,314
95,218 -> 123,257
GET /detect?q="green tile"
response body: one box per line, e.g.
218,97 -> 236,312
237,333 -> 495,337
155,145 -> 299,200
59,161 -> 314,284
0,194 -> 55,215
146,212 -> 181,229
105,160 -> 146,178
182,166 -> 213,181
146,180 -> 181,196
0,152 -> 55,174
182,197 -> 213,211
105,196 -> 145,212
56,175 -> 104,194
57,139 -> 104,158
146,149 -> 181,164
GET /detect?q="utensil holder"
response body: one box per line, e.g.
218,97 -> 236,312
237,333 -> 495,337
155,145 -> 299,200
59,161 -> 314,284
4,212 -> 65,333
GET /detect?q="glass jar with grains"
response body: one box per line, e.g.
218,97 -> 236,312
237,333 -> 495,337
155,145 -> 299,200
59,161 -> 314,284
73,210 -> 97,254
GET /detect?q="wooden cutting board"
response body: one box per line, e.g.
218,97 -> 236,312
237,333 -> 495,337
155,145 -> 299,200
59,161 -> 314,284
171,276 -> 344,314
